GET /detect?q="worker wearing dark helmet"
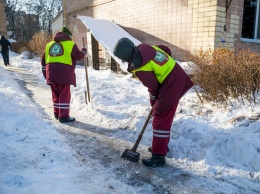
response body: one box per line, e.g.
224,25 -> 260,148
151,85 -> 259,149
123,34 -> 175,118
113,37 -> 193,167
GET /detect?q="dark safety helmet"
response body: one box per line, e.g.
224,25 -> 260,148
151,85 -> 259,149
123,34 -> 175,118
113,37 -> 134,63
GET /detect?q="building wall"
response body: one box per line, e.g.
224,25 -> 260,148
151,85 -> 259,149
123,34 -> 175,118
188,0 -> 218,53
63,0 -> 193,61
0,0 -> 8,37
62,0 -> 260,61
214,0 -> 259,53
51,12 -> 64,37
214,0 -> 241,49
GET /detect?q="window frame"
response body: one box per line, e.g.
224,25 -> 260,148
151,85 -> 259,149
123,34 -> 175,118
241,0 -> 260,43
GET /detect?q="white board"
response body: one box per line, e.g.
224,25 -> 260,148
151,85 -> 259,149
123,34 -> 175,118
78,16 -> 141,70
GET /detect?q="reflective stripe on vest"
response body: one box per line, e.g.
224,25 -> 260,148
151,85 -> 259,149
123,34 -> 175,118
45,40 -> 74,66
132,46 -> 175,84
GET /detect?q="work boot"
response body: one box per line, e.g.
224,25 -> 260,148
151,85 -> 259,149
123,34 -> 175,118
148,146 -> 169,153
59,116 -> 75,123
142,154 -> 166,167
54,114 -> 58,120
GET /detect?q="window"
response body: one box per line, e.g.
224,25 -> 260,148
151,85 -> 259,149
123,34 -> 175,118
241,0 -> 260,43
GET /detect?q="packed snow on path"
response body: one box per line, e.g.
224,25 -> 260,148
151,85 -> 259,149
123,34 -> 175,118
0,16 -> 260,193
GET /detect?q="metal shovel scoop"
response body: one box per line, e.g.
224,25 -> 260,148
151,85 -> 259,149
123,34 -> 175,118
121,109 -> 153,163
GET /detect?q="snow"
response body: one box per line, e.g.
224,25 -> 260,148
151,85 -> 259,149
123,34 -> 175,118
78,16 -> 141,72
0,16 -> 260,193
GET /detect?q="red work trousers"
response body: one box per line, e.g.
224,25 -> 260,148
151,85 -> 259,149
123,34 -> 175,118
152,103 -> 178,156
50,83 -> 71,119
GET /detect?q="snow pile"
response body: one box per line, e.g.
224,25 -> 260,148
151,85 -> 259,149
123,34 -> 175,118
0,17 -> 259,193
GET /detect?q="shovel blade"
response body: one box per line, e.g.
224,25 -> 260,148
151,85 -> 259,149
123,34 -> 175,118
121,149 -> 140,163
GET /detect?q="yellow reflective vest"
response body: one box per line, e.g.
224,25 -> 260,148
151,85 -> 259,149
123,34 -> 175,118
132,46 -> 176,84
45,40 -> 74,66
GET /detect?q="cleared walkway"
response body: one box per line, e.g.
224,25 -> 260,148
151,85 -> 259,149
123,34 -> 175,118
5,65 -> 252,194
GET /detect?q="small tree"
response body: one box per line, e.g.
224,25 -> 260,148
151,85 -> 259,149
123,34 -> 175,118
5,0 -> 22,39
6,0 -> 62,41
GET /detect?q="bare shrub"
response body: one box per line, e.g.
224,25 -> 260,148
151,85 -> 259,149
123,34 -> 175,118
29,31 -> 52,56
11,42 -> 33,54
236,50 -> 260,103
11,31 -> 51,58
189,48 -> 260,105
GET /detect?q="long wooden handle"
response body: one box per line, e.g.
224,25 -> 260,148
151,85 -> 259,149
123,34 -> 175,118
82,37 -> 91,103
132,109 -> 153,151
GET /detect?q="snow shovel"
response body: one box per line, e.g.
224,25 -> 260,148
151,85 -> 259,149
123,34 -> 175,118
82,37 -> 91,105
121,108 -> 153,163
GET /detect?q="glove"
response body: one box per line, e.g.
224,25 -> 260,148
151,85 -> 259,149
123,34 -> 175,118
81,47 -> 87,53
149,94 -> 157,107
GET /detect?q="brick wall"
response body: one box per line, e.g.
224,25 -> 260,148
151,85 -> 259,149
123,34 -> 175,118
63,0 -> 260,61
0,0 -> 8,37
188,0 -> 218,53
63,0 -> 193,61
214,0 -> 260,53
214,0 -> 243,49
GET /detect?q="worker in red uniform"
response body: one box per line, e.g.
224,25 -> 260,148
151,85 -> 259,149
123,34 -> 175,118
41,27 -> 87,123
113,37 -> 193,167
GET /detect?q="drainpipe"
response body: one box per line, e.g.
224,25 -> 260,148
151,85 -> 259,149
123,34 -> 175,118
224,0 -> 233,32
226,0 -> 233,18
